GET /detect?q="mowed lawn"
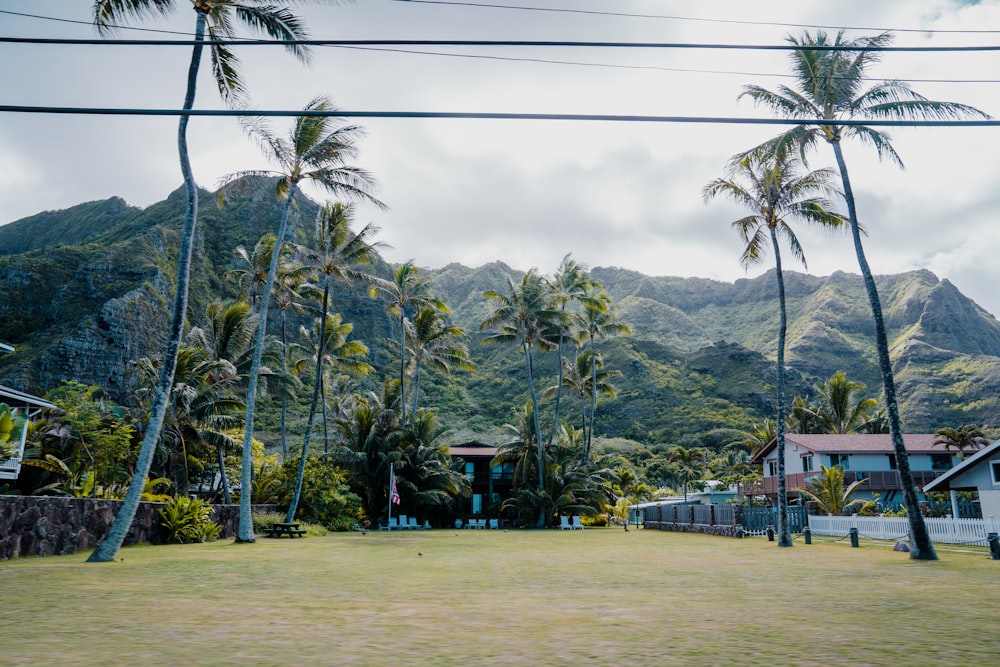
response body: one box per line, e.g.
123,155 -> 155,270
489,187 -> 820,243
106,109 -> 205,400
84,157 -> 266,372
2,528 -> 998,666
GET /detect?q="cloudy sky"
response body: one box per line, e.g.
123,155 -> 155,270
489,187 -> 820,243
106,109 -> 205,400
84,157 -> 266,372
3,0 -> 1000,314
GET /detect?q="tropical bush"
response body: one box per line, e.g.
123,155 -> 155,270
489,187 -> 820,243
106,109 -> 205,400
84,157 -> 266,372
158,496 -> 222,543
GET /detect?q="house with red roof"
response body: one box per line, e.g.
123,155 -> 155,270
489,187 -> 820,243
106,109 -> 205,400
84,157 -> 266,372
746,433 -> 961,505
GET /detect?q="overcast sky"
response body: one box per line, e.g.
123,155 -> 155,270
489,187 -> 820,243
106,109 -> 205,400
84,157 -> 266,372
3,0 -> 1000,316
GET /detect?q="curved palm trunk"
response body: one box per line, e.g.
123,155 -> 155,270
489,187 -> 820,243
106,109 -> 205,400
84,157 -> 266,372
769,227 -> 792,548
398,312 -> 407,425
279,309 -> 289,457
217,443 -> 232,504
521,329 -> 547,527
832,141 -> 936,560
286,285 -> 330,522
410,360 -> 421,419
87,14 -> 207,562
587,342 -> 598,459
548,328 -> 567,447
237,182 -> 300,542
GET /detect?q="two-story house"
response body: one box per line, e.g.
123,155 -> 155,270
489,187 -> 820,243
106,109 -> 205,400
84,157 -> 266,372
448,441 -> 515,518
746,433 -> 961,505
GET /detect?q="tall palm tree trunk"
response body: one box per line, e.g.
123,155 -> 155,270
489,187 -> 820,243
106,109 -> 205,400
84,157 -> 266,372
280,310 -> 289,457
286,285 -> 330,522
410,361 -> 421,419
548,330 -> 567,447
237,182 -> 299,542
398,312 -> 407,425
587,347 -> 598,458
521,332 -> 546,527
769,226 -> 792,548
832,141 -> 936,560
87,14 -> 207,562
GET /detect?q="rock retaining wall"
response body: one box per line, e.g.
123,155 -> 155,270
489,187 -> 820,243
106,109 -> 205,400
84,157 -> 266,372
0,495 -> 278,559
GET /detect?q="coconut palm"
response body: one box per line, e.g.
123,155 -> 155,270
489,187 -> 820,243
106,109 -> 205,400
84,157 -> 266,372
740,29 -> 989,560
667,445 -> 707,502
404,306 -> 475,417
816,371 -> 880,434
481,270 -> 565,525
285,313 -> 372,523
704,148 -> 844,547
934,425 -> 990,461
544,350 -> 620,447
798,464 -> 868,515
576,286 -> 631,458
546,255 -> 598,445
369,262 -> 447,427
218,96 -> 385,541
88,0 -> 320,562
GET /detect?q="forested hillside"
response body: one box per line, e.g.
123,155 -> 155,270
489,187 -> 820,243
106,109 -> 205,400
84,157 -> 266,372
2,185 -> 999,448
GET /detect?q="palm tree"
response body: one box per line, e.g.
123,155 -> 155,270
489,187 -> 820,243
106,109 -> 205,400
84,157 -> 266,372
704,148 -> 844,548
285,313 -> 372,523
667,445 -> 707,502
218,96 -> 385,542
576,286 -> 631,458
934,425 -> 989,461
816,371 -> 879,434
544,350 -> 620,447
404,306 -> 475,417
369,262 -> 447,426
798,464 -> 868,515
88,0 -> 318,563
481,270 -> 565,525
546,255 -> 597,445
395,409 -> 471,522
739,29 -> 989,560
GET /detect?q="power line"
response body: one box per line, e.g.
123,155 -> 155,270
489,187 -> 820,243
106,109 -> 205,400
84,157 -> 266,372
1,105 -> 997,126
389,0 -> 1000,34
4,4 -> 999,36
2,36 -> 999,52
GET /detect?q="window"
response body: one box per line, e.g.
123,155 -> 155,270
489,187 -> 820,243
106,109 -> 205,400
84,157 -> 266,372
802,454 -> 814,472
464,461 -> 475,480
829,454 -> 850,469
931,454 -> 952,471
991,461 -> 1000,485
768,460 -> 778,477
888,454 -> 897,470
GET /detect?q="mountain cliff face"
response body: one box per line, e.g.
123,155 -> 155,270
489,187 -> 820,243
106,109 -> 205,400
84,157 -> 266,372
2,187 -> 998,441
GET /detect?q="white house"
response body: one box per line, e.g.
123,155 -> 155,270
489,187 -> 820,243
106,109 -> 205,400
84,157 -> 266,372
747,433 -> 961,504
922,439 -> 1000,521
0,384 -> 55,480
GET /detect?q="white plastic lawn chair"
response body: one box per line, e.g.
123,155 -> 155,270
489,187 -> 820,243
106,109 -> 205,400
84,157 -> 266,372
559,516 -> 572,530
572,516 -> 585,530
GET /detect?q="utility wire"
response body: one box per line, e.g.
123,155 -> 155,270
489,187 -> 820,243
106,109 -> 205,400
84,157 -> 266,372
4,4 -> 999,36
2,36 -> 999,52
389,0 -> 1000,34
1,105 -> 997,126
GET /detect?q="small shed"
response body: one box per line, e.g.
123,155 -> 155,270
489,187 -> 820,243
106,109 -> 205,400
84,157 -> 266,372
922,439 -> 1000,520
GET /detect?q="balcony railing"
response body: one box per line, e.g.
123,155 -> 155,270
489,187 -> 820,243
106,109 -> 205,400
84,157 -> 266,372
741,469 -> 943,496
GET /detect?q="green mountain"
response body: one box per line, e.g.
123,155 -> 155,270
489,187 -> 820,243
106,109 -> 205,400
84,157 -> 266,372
2,186 -> 998,448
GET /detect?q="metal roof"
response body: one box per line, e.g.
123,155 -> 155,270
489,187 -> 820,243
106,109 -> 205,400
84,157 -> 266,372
0,384 -> 55,410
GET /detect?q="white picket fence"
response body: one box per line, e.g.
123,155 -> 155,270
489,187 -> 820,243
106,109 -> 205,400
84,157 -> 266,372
808,514 -> 1000,546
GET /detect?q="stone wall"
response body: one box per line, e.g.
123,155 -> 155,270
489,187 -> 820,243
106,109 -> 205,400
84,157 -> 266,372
642,503 -> 744,538
0,495 -> 278,559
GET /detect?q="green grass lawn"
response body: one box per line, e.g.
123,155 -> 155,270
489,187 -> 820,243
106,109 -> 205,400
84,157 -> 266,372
2,528 -> 998,666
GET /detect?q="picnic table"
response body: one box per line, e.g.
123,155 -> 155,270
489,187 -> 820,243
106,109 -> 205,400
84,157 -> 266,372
263,522 -> 306,538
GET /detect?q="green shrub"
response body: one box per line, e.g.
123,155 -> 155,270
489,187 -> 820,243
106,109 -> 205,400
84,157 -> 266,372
159,496 -> 222,543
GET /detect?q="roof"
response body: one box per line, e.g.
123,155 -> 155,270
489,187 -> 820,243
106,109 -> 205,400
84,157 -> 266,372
750,433 -> 951,464
448,443 -> 498,458
0,384 -> 55,410
922,439 -> 1000,493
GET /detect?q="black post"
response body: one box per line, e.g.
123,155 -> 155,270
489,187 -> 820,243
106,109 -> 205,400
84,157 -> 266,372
988,532 -> 1000,560
767,524 -> 775,542
849,527 -> 859,548
803,526 -> 812,545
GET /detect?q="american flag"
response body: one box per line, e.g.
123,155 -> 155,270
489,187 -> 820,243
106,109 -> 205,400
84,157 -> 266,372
389,464 -> 400,505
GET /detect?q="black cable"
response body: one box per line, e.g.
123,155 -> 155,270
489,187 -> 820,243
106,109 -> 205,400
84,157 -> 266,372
2,36 -> 999,52
1,105 -> 997,126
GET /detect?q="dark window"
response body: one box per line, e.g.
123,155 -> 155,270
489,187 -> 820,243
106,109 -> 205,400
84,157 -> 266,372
931,454 -> 952,471
830,454 -> 850,469
990,461 -> 1000,485
802,455 -> 814,472
888,454 -> 897,470
768,460 -> 778,477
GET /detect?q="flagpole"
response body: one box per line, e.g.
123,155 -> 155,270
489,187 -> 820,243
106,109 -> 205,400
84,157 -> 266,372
388,463 -> 394,532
